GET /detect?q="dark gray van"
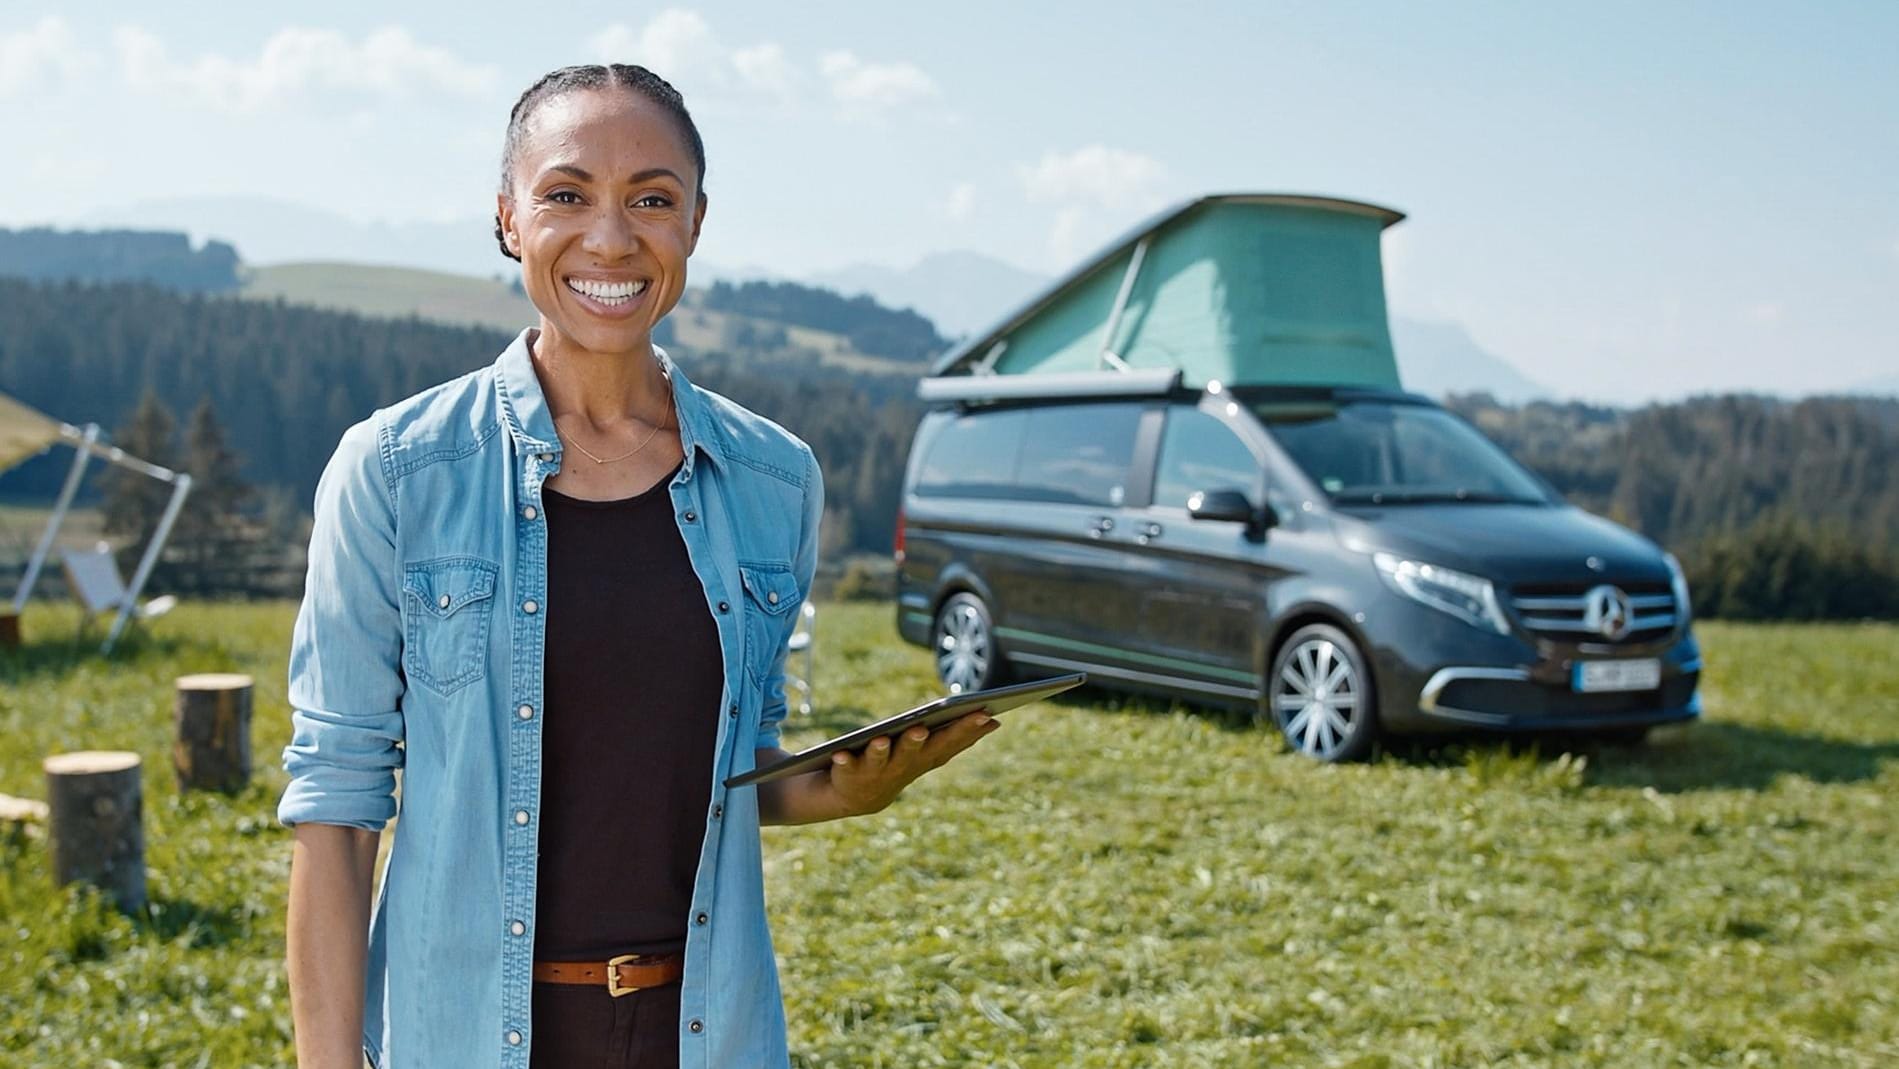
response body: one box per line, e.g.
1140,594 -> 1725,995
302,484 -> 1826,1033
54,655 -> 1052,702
893,194 -> 1700,761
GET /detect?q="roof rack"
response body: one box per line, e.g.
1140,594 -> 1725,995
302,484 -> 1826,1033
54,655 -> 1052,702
917,367 -> 1182,406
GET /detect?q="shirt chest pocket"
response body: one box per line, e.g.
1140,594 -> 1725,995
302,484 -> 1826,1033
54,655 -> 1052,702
737,562 -> 800,683
402,556 -> 499,696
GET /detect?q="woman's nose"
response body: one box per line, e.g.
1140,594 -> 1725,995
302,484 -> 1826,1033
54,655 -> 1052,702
581,204 -> 639,258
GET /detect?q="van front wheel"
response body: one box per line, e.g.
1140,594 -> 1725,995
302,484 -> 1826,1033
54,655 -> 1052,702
1266,623 -> 1378,762
933,592 -> 1007,694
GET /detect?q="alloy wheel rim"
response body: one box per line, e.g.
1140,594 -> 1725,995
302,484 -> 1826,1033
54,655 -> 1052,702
935,602 -> 989,694
1271,638 -> 1360,758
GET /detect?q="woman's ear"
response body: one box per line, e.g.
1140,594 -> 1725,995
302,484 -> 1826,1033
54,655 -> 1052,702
496,193 -> 520,256
687,192 -> 707,256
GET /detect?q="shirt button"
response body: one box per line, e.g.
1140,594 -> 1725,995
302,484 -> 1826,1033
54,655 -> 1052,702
711,803 -> 723,819
688,1019 -> 704,1034
767,590 -> 779,605
537,452 -> 551,462
437,594 -> 451,609
683,510 -> 696,523
517,704 -> 534,720
514,810 -> 530,825
510,920 -> 526,936
507,1029 -> 522,1045
728,703 -> 739,718
523,505 -> 537,520
694,911 -> 708,926
717,601 -> 729,614
522,599 -> 538,614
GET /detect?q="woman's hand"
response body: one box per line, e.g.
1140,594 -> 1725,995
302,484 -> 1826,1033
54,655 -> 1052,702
755,710 -> 1001,826
826,710 -> 1001,816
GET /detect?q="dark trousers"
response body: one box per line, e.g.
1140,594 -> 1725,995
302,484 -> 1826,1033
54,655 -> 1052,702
528,977 -> 681,1068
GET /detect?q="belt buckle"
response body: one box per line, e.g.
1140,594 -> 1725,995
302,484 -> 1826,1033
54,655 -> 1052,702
605,954 -> 643,998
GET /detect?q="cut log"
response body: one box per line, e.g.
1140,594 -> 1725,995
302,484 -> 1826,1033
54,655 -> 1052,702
43,750 -> 146,914
173,673 -> 254,793
0,611 -> 19,648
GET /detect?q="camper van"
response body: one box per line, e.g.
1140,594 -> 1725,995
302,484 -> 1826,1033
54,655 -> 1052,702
895,194 -> 1701,762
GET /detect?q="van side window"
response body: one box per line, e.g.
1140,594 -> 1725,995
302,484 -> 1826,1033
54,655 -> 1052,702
1153,407 -> 1258,509
1015,403 -> 1143,507
914,408 -> 1028,500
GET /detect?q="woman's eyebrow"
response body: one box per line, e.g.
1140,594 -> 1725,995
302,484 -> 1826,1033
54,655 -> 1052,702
543,163 -> 682,185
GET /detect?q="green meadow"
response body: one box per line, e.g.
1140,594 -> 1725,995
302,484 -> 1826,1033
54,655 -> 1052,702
1,603 -> 1893,1067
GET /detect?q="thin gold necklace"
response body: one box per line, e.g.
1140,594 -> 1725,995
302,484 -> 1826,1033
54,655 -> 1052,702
558,372 -> 675,465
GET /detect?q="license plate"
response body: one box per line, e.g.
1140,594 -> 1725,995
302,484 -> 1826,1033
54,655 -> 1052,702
1573,658 -> 1662,693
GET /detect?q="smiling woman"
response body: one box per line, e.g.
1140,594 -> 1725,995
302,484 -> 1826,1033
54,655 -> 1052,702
277,62 -> 1000,1069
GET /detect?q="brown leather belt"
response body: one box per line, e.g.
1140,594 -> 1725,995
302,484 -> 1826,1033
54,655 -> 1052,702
532,952 -> 684,997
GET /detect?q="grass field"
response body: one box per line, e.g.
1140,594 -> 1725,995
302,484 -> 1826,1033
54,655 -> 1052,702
1,603 -> 1894,1067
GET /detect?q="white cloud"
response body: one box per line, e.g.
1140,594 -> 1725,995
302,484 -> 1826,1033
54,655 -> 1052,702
1018,145 -> 1168,209
819,50 -> 938,113
589,12 -> 801,102
112,25 -> 497,113
944,182 -> 977,222
1017,145 -> 1171,264
0,15 -> 98,97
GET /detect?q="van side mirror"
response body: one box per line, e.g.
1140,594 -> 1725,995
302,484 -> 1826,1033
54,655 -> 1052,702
1187,488 -> 1253,523
1188,488 -> 1279,539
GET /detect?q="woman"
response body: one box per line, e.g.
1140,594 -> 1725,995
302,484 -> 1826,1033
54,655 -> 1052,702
278,64 -> 999,1069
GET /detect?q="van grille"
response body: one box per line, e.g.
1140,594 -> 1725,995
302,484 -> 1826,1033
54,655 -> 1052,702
1507,581 -> 1677,643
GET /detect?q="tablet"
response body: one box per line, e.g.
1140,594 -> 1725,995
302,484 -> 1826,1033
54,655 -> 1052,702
723,672 -> 1086,789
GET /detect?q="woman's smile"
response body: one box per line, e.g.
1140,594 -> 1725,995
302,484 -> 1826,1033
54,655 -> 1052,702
562,274 -> 652,317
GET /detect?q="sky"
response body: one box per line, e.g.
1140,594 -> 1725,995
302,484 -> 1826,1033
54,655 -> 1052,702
1,1 -> 1894,403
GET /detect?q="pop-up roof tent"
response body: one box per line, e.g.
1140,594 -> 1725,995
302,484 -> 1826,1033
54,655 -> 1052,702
925,193 -> 1406,397
0,390 -> 191,653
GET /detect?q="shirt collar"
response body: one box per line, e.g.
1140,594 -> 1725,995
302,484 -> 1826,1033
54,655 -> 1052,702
493,326 -> 725,478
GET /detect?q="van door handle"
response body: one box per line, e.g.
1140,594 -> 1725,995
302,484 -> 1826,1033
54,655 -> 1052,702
1089,516 -> 1115,538
1136,522 -> 1164,545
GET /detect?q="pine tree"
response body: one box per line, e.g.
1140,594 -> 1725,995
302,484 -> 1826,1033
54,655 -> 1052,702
100,388 -> 179,581
174,396 -> 255,594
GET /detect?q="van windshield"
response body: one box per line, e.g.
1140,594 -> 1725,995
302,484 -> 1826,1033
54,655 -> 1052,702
1251,399 -> 1551,505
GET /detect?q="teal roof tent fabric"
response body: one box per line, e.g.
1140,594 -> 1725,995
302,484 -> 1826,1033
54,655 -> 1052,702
932,194 -> 1406,390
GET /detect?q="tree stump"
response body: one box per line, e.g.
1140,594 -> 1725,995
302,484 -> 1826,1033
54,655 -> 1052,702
0,611 -> 19,649
173,673 -> 254,793
43,750 -> 146,914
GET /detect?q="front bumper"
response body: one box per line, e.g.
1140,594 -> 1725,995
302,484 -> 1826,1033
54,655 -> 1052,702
1367,598 -> 1703,734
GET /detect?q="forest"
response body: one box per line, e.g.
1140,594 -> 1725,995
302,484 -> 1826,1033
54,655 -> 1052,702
0,272 -> 1892,618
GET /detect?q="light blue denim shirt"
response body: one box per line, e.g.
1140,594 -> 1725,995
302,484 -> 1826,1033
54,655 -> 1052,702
276,326 -> 821,1068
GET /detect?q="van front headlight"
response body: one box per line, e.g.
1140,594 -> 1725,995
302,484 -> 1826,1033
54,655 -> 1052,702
1373,552 -> 1510,634
1664,551 -> 1693,628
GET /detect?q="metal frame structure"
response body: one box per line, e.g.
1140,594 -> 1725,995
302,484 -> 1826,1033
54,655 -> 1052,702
8,421 -> 193,653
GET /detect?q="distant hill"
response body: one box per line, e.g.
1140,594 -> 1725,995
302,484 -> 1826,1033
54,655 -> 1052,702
84,195 -> 502,279
1390,318 -> 1552,403
810,250 -> 1049,338
238,262 -> 918,375
0,226 -> 239,292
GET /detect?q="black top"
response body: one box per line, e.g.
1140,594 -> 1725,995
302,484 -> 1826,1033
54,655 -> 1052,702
531,458 -> 723,960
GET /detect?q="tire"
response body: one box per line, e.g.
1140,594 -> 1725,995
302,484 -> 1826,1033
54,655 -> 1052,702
932,591 -> 1008,694
1265,623 -> 1379,762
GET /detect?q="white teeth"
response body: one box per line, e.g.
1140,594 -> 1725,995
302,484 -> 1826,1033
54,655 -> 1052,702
565,277 -> 649,304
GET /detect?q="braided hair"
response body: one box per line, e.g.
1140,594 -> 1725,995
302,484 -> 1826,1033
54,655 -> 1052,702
493,64 -> 707,262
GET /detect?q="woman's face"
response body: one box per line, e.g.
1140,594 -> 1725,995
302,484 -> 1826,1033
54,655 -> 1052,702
496,88 -> 706,357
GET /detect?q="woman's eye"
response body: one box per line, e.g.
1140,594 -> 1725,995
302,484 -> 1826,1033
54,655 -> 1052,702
547,190 -> 582,204
635,194 -> 674,209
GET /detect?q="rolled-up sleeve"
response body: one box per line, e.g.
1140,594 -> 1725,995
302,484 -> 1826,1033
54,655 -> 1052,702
754,444 -> 824,752
276,414 -> 406,831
